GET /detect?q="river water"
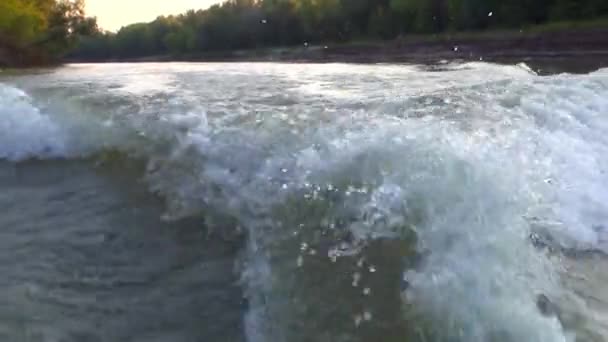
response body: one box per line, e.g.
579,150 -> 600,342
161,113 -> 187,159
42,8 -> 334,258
1,62 -> 608,342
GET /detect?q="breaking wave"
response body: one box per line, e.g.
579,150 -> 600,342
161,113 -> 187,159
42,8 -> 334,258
2,62 -> 608,342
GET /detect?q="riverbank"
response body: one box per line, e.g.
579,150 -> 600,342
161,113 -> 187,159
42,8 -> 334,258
62,26 -> 608,74
0,43 -> 57,69
0,33 -> 61,69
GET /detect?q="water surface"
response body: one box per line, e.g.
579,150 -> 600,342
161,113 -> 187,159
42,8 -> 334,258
1,62 -> 608,342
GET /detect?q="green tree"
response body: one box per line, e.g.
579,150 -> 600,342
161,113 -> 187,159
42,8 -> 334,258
0,0 -> 47,44
63,0 -> 608,62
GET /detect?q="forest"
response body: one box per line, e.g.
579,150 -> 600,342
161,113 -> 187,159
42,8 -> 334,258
72,0 -> 608,60
2,0 -> 608,63
0,0 -> 97,65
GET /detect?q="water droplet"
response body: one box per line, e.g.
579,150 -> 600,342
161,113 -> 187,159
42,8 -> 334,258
354,315 -> 363,327
300,242 -> 308,251
296,256 -> 304,267
352,272 -> 361,287
488,12 -> 493,17
363,288 -> 371,296
281,168 -> 288,173
357,258 -> 365,268
453,46 -> 459,52
363,311 -> 372,321
479,56 -> 484,61
282,184 -> 288,190
369,265 -> 377,273
261,19 -> 267,24
309,249 -> 317,256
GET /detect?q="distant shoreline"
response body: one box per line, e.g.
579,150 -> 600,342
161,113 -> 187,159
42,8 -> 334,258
8,27 -> 608,74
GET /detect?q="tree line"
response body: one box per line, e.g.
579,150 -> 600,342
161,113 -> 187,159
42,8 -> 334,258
6,0 -> 608,63
0,0 -> 97,66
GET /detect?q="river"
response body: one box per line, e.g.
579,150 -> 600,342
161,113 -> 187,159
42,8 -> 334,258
1,62 -> 608,342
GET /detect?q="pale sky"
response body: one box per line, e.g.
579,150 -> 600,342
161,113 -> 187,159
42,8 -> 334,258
86,0 -> 221,32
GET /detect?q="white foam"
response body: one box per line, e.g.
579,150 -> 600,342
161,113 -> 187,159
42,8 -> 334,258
0,84 -> 68,161
4,63 -> 608,342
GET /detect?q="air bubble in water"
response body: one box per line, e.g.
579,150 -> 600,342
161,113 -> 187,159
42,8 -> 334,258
354,315 -> 363,327
352,272 -> 361,287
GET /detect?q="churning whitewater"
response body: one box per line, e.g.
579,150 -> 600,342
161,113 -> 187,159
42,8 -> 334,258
1,62 -> 608,342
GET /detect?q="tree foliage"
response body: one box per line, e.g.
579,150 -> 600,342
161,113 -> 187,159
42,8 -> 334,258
70,0 -> 608,60
3,0 -> 606,63
0,0 -> 97,65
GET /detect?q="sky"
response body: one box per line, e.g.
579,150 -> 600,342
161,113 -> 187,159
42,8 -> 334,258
86,0 -> 221,32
